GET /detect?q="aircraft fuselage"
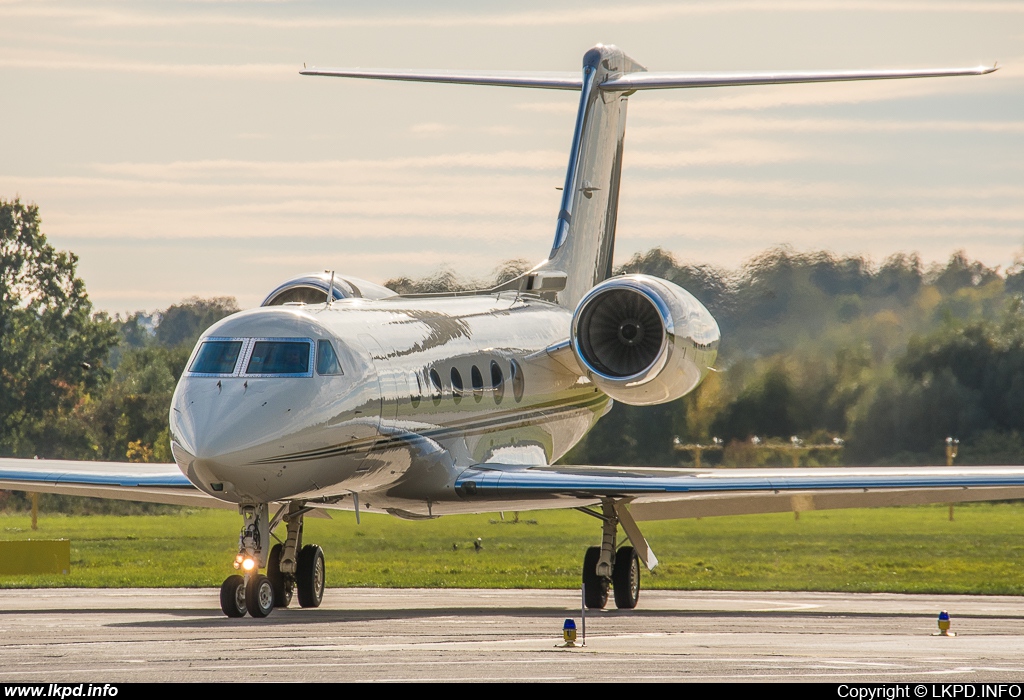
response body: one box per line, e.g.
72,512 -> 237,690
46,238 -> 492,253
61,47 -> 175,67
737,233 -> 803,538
169,293 -> 614,517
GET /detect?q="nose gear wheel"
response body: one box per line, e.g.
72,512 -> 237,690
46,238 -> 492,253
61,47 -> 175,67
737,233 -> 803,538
220,575 -> 247,618
246,574 -> 275,618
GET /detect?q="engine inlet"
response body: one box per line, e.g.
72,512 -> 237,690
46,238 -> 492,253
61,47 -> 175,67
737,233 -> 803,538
576,288 -> 665,378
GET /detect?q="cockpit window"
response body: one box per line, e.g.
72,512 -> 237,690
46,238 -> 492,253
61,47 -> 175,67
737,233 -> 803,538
190,340 -> 243,375
246,341 -> 312,376
316,340 -> 343,376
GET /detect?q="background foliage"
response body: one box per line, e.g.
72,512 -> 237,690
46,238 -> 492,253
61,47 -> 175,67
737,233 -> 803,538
5,198 -> 1024,515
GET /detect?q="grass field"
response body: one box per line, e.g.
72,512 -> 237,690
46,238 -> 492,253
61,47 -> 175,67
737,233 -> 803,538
1,503 -> 1023,594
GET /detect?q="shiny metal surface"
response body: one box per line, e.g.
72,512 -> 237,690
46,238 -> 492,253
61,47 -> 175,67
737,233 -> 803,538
570,274 -> 720,405
168,294 -> 610,512
262,272 -> 396,306
298,67 -> 583,90
600,65 -> 998,91
532,45 -> 644,309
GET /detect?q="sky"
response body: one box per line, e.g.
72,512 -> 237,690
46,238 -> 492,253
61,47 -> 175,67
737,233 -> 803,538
1,1 -> 1022,314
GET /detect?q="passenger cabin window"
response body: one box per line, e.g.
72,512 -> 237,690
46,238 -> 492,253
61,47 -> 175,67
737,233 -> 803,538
190,340 -> 243,375
471,366 -> 484,402
246,341 -> 312,376
429,369 -> 442,406
490,360 -> 504,404
510,359 -> 525,402
315,340 -> 343,376
451,367 -> 464,405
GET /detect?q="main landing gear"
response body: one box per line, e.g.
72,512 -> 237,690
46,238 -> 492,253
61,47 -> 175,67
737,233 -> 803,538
219,501 -> 326,619
577,499 -> 656,610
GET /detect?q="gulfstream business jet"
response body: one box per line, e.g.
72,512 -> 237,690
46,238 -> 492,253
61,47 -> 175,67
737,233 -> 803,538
0,45 -> 1014,619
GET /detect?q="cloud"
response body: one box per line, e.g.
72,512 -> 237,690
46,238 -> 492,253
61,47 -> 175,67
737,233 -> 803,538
90,152 -> 565,179
0,56 -> 294,78
626,118 -> 1024,145
2,2 -> 1022,30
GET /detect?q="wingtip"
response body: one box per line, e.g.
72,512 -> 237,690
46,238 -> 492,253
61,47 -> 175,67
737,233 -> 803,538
984,62 -> 999,74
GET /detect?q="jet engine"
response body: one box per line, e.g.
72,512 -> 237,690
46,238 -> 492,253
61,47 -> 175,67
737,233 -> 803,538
570,275 -> 720,406
262,272 -> 396,306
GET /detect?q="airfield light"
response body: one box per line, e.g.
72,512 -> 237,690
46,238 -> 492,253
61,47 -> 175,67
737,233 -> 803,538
562,619 -> 578,646
934,610 -> 955,637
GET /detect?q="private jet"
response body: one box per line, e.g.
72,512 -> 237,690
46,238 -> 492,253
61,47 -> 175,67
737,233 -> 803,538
2,45 -> 1017,619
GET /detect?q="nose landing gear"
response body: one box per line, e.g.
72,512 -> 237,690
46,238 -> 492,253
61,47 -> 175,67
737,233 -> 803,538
577,499 -> 656,611
219,501 -> 324,618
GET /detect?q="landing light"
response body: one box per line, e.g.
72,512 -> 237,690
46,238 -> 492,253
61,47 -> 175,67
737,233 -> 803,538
242,557 -> 256,572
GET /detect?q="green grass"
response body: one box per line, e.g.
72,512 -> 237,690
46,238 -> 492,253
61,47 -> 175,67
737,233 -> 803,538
1,503 -> 1022,594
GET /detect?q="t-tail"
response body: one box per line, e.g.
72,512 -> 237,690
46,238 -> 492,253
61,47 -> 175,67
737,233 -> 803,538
302,46 -> 996,309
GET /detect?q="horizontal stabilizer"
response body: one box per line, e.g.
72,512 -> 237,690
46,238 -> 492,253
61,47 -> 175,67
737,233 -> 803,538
302,65 -> 996,92
600,65 -> 998,91
300,67 -> 582,90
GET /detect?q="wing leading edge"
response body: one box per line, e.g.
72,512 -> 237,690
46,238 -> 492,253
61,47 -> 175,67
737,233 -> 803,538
0,458 -> 227,509
454,464 -> 1024,521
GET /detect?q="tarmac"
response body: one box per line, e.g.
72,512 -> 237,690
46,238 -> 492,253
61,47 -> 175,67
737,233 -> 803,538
2,588 -> 1024,682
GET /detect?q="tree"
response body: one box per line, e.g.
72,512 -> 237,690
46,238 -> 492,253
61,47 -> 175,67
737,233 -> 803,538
155,296 -> 238,348
0,199 -> 118,457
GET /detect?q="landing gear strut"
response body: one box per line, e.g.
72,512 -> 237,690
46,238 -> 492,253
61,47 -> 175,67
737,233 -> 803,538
219,501 -> 325,618
577,499 -> 654,610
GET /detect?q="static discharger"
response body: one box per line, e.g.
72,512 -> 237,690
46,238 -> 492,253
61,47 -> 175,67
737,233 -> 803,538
933,610 -> 956,637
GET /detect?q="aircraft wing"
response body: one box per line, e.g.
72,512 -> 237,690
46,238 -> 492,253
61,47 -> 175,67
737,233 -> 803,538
454,464 -> 1024,521
0,458 -> 230,509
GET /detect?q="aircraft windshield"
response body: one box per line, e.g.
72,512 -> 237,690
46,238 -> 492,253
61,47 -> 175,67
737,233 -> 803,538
316,340 -> 343,375
246,341 -> 311,375
190,341 -> 243,374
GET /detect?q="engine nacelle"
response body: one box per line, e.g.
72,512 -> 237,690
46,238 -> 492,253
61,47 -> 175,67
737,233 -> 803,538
262,272 -> 396,306
570,275 -> 720,406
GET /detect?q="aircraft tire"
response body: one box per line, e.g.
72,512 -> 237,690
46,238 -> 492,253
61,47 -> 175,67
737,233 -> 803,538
612,545 -> 640,610
220,575 -> 247,618
267,543 -> 293,608
245,574 -> 275,618
296,544 -> 325,608
582,546 -> 609,609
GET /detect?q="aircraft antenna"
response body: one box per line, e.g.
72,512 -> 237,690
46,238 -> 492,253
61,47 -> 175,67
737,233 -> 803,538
326,270 -> 335,307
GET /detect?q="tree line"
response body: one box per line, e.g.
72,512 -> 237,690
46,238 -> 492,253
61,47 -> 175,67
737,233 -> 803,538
5,197 -> 1024,486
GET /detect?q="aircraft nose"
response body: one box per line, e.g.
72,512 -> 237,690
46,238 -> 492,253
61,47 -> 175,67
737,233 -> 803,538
170,377 -> 273,475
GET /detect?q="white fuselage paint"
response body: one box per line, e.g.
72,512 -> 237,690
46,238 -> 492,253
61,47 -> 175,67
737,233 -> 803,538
169,293 -> 616,518
169,290 -> 717,519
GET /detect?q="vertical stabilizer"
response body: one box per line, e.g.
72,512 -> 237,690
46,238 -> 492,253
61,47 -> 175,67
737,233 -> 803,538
302,47 -> 994,308
530,45 -> 645,309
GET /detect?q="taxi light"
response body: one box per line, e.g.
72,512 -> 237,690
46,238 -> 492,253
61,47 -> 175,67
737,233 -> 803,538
242,557 -> 256,572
